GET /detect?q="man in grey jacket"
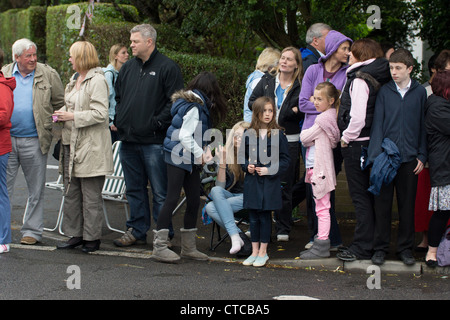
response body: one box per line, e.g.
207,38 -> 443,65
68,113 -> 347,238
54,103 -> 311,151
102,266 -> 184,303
2,38 -> 64,245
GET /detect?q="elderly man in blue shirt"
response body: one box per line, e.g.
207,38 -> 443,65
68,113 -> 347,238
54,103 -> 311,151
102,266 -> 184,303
2,38 -> 64,245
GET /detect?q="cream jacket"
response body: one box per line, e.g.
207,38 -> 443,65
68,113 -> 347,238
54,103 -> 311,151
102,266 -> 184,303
59,67 -> 113,179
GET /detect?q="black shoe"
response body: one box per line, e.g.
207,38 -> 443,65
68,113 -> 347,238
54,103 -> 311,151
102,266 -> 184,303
336,249 -> 357,262
425,259 -> 438,268
56,237 -> 83,249
398,250 -> 415,266
236,232 -> 252,257
82,240 -> 100,253
371,251 -> 386,265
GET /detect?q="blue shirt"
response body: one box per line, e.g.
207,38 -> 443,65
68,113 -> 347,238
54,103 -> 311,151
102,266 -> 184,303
275,85 -> 286,110
10,64 -> 37,137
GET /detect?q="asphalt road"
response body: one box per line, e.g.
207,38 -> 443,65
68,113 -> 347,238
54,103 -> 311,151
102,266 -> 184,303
1,243 -> 449,302
3,141 -> 450,306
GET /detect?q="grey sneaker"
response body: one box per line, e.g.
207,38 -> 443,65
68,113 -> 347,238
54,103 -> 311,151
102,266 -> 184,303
113,228 -> 146,247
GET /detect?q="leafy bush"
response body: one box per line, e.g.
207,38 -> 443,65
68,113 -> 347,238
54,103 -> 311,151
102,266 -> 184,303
0,6 -> 46,62
161,49 -> 253,132
46,2 -> 138,84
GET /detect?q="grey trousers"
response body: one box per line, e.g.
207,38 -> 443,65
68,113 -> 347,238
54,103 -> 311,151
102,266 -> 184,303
63,145 -> 105,241
7,137 -> 47,241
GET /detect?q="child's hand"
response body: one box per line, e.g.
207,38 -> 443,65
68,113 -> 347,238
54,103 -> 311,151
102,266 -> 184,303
413,159 -> 424,175
247,164 -> 255,174
203,146 -> 213,164
256,166 -> 269,176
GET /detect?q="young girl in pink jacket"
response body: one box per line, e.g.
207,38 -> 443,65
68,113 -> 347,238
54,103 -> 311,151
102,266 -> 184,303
299,82 -> 341,259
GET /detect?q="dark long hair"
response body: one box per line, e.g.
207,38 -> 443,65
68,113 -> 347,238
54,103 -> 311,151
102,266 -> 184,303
250,96 -> 282,137
186,71 -> 227,127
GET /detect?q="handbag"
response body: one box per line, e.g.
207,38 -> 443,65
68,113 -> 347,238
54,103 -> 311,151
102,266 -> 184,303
437,226 -> 450,267
52,139 -> 61,160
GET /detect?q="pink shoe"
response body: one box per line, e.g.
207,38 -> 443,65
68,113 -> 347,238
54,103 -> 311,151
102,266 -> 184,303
0,244 -> 10,253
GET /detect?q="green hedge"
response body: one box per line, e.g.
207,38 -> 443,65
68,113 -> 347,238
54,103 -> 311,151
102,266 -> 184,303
0,6 -> 46,62
161,49 -> 253,131
46,2 -> 138,84
1,2 -> 253,131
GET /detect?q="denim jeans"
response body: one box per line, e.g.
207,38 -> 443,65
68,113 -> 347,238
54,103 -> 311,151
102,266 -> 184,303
120,142 -> 168,240
205,186 -> 244,236
0,153 -> 11,244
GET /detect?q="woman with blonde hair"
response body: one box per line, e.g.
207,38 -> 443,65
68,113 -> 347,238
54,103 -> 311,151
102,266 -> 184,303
103,44 -> 129,143
248,46 -> 304,242
53,41 -> 113,253
206,121 -> 251,255
243,47 -> 281,122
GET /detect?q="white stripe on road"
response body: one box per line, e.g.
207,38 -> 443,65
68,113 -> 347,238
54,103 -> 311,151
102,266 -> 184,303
273,295 -> 319,300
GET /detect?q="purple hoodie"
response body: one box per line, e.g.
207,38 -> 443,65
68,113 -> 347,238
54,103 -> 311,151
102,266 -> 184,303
299,30 -> 353,130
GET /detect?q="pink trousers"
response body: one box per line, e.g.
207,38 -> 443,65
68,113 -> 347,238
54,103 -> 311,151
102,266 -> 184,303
306,168 -> 331,240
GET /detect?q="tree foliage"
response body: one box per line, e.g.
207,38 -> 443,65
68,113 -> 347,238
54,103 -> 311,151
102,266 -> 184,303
416,0 -> 450,53
1,0 -> 447,62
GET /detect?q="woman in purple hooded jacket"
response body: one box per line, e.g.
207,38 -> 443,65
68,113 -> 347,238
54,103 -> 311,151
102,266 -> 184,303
298,30 -> 352,250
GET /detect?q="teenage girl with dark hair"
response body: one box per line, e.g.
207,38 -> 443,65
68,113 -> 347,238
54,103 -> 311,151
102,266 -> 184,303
152,71 -> 227,263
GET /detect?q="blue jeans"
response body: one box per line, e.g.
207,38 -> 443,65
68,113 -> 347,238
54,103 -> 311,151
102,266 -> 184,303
205,186 -> 244,236
0,153 -> 11,244
120,142 -> 168,240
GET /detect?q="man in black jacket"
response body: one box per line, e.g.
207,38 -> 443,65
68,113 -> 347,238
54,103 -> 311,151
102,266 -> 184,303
113,24 -> 184,246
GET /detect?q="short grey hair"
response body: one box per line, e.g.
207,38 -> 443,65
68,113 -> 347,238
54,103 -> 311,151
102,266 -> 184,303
12,38 -> 37,61
305,23 -> 331,44
130,24 -> 157,42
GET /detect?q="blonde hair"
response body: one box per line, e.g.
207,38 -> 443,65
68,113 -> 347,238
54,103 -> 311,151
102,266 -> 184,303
109,44 -> 127,70
255,47 -> 281,76
225,121 -> 250,189
276,47 -> 303,94
70,41 -> 99,72
315,82 -> 341,114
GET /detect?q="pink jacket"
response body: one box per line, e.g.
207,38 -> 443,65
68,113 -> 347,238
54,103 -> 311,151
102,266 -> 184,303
300,108 -> 340,199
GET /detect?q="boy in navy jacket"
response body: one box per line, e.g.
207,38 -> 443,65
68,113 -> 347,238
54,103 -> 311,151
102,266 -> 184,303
368,48 -> 427,266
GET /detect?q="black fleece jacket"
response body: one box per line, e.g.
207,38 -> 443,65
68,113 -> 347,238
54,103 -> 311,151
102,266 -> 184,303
425,94 -> 450,187
248,73 -> 303,136
114,48 -> 184,144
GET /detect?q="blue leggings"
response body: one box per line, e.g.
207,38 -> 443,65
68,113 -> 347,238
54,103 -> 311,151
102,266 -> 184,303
248,210 -> 272,243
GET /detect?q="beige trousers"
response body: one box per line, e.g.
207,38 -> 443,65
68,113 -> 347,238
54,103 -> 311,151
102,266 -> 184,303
63,145 -> 105,240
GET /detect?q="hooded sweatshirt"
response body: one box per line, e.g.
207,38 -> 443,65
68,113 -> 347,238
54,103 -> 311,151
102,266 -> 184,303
299,30 -> 353,130
0,72 -> 16,155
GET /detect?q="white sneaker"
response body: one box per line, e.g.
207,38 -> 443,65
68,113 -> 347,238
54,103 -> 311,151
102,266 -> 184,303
0,244 -> 10,253
277,234 -> 289,242
304,241 -> 313,249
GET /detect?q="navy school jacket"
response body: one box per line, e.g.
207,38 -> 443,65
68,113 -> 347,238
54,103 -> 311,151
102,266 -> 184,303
240,129 -> 290,211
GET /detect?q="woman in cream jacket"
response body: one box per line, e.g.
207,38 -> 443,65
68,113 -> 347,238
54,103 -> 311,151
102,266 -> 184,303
54,41 -> 113,253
